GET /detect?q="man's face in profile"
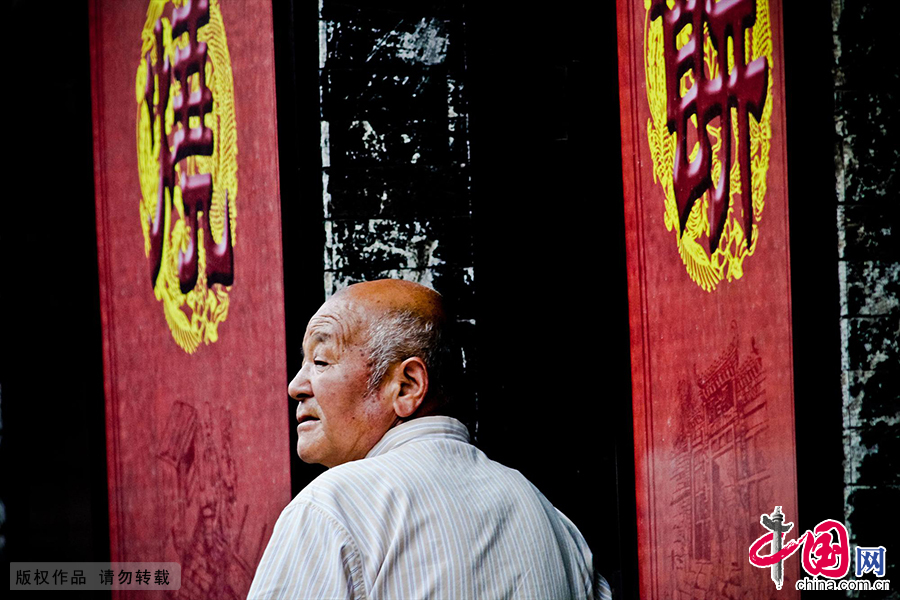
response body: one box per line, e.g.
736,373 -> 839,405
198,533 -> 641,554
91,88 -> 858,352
288,297 -> 397,468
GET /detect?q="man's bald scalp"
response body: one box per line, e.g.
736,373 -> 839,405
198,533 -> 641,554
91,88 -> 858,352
336,279 -> 445,322
333,279 -> 451,409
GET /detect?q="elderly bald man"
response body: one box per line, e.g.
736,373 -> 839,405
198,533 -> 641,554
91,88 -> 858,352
248,279 -> 596,599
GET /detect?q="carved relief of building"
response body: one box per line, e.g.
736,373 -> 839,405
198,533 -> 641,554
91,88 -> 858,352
669,326 -> 771,599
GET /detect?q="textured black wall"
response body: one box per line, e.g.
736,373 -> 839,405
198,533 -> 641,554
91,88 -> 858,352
317,2 -> 474,302
833,0 -> 900,592
316,0 -> 478,436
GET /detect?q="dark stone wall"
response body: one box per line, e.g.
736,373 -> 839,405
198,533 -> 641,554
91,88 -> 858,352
318,1 -> 473,292
833,0 -> 900,590
317,0 -> 477,425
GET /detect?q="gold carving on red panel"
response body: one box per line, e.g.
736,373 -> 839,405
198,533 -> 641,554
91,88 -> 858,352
136,0 -> 238,352
645,0 -> 773,291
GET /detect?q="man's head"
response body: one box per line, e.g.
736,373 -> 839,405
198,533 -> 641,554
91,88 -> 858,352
289,279 -> 450,467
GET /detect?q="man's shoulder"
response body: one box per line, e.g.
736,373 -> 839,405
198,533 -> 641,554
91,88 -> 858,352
290,453 -> 407,514
292,431 -> 517,511
290,423 -> 558,529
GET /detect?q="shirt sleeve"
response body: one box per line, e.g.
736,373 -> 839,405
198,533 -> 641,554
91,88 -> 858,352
247,499 -> 366,600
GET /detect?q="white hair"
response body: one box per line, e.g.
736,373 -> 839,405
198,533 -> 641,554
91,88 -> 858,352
363,307 -> 448,402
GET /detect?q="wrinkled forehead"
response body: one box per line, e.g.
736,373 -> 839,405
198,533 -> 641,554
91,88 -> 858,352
303,295 -> 366,352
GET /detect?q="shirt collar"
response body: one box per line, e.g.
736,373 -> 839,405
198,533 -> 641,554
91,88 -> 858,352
366,416 -> 470,459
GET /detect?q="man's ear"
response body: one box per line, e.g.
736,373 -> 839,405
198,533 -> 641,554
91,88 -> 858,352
390,357 -> 429,418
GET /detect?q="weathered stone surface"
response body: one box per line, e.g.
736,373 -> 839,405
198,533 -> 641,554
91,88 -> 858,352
856,421 -> 900,486
325,166 -> 470,219
321,69 -> 464,121
835,5 -> 900,574
325,217 -> 472,272
842,260 -> 900,316
318,0 -> 475,332
842,316 -> 899,372
833,1 -> 900,92
843,428 -> 869,486
844,369 -> 900,428
837,204 -> 898,261
321,15 -> 461,70
321,2 -> 459,26
429,266 -> 476,321
325,117 -> 468,168
855,367 -> 900,425
835,92 -> 898,205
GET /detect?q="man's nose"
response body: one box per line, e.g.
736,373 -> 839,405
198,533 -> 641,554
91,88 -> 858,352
288,363 -> 313,400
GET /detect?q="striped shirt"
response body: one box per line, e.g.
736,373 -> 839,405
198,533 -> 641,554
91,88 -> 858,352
248,416 -> 598,599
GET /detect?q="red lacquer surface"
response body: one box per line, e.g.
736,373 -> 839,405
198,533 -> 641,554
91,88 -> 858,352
89,1 -> 290,597
615,0 -> 800,597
